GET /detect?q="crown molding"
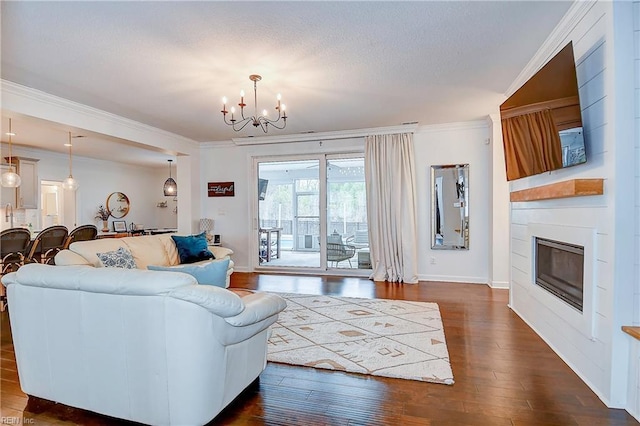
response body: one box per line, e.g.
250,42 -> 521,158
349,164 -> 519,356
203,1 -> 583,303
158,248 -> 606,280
505,1 -> 596,97
230,123 -> 419,146
1,80 -> 200,151
200,140 -> 235,149
415,119 -> 488,134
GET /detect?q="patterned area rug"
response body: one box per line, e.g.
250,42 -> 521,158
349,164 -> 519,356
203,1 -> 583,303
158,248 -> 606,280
267,293 -> 454,385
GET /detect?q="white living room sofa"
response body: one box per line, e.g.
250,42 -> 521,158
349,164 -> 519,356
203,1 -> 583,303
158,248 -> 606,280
54,233 -> 234,287
3,263 -> 286,425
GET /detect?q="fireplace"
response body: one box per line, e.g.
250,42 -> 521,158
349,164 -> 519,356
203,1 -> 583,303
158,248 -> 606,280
535,237 -> 584,311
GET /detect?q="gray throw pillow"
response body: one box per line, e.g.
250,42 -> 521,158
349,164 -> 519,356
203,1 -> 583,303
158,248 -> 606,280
96,247 -> 137,269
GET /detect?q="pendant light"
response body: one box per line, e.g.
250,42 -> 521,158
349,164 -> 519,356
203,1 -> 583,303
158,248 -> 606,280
163,159 -> 177,196
62,131 -> 79,191
1,118 -> 21,188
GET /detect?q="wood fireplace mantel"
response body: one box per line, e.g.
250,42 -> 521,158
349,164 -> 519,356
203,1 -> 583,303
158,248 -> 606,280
623,326 -> 640,341
510,178 -> 604,202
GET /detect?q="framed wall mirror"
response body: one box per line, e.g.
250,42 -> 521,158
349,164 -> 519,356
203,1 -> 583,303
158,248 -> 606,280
431,164 -> 469,250
106,192 -> 130,219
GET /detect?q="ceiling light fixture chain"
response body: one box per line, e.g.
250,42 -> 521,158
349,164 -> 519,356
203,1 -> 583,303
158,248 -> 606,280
1,118 -> 22,188
221,74 -> 287,133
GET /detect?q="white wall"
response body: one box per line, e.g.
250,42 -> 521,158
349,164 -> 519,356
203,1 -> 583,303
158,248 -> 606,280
508,0 -> 635,408
414,122 -> 491,284
0,144 -> 176,232
201,121 -> 492,284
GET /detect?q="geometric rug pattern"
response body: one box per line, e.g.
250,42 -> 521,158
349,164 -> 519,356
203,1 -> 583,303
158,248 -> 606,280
266,293 -> 454,385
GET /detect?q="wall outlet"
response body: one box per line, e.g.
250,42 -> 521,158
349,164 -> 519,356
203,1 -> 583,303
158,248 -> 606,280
430,256 -> 436,264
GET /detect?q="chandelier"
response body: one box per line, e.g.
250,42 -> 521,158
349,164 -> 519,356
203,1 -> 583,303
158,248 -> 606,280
221,74 -> 287,133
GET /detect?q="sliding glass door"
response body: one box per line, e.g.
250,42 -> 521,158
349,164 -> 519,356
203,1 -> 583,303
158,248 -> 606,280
256,154 -> 368,271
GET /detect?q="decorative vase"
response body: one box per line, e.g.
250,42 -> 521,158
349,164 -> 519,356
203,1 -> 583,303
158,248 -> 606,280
102,220 -> 109,232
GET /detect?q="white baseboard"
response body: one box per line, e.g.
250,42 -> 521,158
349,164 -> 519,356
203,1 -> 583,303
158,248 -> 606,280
418,274 -> 488,285
489,280 -> 510,289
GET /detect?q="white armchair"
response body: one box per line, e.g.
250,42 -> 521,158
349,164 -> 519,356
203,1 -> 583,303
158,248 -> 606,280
3,263 -> 286,425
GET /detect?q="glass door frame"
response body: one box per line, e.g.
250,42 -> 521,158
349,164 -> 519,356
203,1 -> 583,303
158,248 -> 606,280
253,154 -> 327,272
252,152 -> 367,275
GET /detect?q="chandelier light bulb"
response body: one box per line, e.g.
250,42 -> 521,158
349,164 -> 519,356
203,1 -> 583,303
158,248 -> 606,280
240,90 -> 245,97
262,109 -> 268,116
281,104 -> 286,111
231,106 -> 236,114
222,96 -> 227,104
277,93 -> 282,101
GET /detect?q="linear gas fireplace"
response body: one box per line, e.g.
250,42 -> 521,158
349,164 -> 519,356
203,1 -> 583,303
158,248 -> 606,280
535,237 -> 584,311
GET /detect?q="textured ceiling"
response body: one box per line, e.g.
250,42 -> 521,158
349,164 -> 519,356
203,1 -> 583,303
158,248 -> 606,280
1,1 -> 573,164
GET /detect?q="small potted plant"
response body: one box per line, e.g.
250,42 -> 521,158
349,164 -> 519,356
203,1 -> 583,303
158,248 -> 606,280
95,205 -> 111,232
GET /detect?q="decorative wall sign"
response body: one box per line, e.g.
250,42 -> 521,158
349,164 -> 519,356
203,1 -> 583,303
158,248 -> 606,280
208,181 -> 235,197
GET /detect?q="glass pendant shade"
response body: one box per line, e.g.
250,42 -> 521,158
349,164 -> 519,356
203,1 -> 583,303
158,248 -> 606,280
62,176 -> 79,191
163,178 -> 177,196
163,159 -> 177,196
1,168 -> 21,188
2,118 -> 21,188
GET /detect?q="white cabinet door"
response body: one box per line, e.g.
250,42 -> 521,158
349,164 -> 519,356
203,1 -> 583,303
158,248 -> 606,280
16,159 -> 38,209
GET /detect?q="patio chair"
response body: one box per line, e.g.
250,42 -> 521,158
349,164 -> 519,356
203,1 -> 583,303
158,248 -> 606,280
326,242 -> 356,268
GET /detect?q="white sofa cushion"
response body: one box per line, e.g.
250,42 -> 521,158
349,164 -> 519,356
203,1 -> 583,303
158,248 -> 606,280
6,263 -> 195,295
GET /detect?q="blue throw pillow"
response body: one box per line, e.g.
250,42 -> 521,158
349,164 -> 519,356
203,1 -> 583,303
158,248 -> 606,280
148,258 -> 230,288
171,232 -> 214,264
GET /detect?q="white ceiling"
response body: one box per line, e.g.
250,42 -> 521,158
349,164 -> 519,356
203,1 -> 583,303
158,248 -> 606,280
1,1 -> 573,166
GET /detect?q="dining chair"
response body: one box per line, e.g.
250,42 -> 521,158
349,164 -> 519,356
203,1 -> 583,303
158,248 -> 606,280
26,225 -> 69,265
65,224 -> 98,249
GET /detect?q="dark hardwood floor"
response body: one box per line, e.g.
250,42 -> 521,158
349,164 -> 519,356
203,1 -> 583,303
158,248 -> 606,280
1,272 -> 637,425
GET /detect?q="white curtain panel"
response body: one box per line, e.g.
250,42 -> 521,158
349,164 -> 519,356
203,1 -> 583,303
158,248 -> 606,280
364,133 -> 419,283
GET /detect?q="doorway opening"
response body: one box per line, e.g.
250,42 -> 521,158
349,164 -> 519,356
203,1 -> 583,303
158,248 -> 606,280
41,180 -> 76,230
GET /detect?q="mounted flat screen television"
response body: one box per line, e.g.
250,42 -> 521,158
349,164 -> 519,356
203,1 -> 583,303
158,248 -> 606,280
500,42 -> 587,181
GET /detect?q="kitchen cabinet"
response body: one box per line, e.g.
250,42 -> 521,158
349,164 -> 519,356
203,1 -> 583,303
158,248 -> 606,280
16,158 -> 38,209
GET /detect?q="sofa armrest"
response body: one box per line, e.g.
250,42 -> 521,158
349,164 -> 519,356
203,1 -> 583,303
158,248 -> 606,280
1,271 -> 17,287
209,246 -> 233,259
168,284 -> 244,318
224,292 -> 286,327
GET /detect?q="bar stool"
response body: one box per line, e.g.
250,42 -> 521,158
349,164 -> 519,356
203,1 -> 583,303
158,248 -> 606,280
26,225 -> 69,265
0,228 -> 32,311
65,224 -> 98,249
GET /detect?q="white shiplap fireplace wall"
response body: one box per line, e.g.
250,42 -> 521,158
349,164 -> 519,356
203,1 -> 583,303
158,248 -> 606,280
508,0 -> 635,411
